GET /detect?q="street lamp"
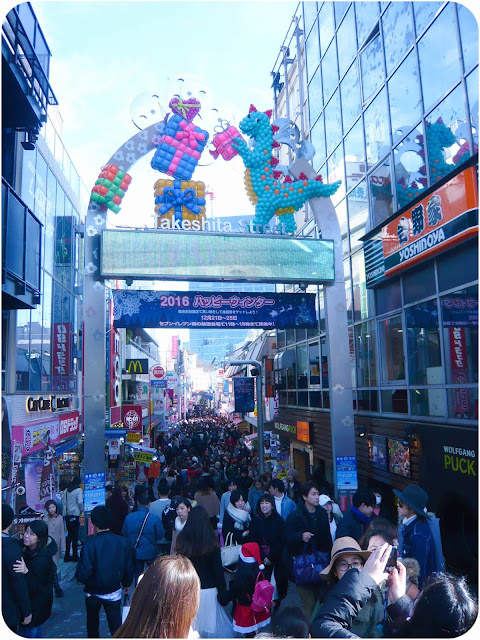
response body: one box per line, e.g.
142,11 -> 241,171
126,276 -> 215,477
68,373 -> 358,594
227,359 -> 265,474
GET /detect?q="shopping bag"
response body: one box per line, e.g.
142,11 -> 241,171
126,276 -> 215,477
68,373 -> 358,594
292,540 -> 329,585
122,593 -> 130,623
220,532 -> 240,569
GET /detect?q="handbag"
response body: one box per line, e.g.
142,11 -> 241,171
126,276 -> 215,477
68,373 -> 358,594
220,532 -> 240,569
122,592 -> 130,623
292,540 -> 329,586
132,512 -> 150,561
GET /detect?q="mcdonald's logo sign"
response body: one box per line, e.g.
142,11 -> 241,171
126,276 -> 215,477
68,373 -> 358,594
126,359 -> 148,374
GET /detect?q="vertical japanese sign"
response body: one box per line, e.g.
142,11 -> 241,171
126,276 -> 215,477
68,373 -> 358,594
171,336 -> 178,358
450,327 -> 470,418
52,323 -> 71,386
39,432 -> 56,502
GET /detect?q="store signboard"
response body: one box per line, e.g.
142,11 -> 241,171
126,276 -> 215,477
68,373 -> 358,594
107,438 -> 121,456
133,451 -> 154,464
25,461 -> 49,512
11,412 -> 79,458
296,421 -> 310,443
273,421 -> 296,435
84,472 -> 106,511
364,167 -> 478,287
335,456 -> 358,491
121,405 -> 142,432
126,432 -> 142,443
110,406 -> 123,429
112,289 -> 317,330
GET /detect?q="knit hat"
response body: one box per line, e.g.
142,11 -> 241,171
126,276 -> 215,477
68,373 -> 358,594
239,542 -> 265,570
319,494 -> 333,506
320,536 -> 371,580
393,485 -> 429,516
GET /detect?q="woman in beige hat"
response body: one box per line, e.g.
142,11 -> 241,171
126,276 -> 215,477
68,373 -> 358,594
315,537 -> 385,637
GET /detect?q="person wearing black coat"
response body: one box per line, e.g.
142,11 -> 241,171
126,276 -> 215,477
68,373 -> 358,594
285,481 -> 333,620
13,520 -> 57,637
221,489 -> 251,545
336,489 -> 376,543
75,506 -> 134,638
2,505 -> 32,632
106,485 -> 129,536
249,494 -> 288,604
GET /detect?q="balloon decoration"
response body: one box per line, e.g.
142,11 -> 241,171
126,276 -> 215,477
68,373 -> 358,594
209,121 -> 245,161
168,96 -> 201,122
90,164 -> 132,213
150,112 -> 209,180
154,178 -> 206,225
231,104 -> 341,232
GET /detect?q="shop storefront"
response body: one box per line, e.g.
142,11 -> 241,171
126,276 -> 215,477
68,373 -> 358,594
271,417 -> 315,483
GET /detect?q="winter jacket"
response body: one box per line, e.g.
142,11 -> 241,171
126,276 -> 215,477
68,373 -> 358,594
284,501 -> 333,573
75,531 -> 133,595
187,550 -> 229,605
219,491 -> 231,526
286,480 -> 302,504
222,509 -> 250,545
106,494 -> 129,536
397,516 -> 436,588
22,536 -> 57,627
247,486 -> 265,515
42,514 -> 66,563
249,511 -> 285,566
275,494 -> 296,521
1,534 -> 32,629
63,487 -> 83,516
310,568 -> 411,638
122,507 -> 164,560
336,507 -> 372,542
194,490 -> 220,519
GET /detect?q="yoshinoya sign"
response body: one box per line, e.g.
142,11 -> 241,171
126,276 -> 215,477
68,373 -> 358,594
113,290 -> 317,329
363,166 -> 478,287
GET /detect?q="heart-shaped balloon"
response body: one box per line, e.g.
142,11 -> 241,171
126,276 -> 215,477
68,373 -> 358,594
169,96 -> 201,122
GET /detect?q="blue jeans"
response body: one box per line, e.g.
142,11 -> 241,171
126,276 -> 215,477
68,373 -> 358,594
133,557 -> 155,588
17,625 -> 43,638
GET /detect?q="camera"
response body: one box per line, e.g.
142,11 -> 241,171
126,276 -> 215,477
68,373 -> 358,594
386,545 -> 398,570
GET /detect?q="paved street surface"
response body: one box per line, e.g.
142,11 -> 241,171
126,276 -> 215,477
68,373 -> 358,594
43,560 -> 302,638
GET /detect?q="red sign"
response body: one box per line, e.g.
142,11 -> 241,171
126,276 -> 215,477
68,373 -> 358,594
151,365 -> 166,380
12,411 -> 79,458
121,405 -> 142,432
59,411 -> 80,439
110,328 -> 121,406
171,336 -> 178,359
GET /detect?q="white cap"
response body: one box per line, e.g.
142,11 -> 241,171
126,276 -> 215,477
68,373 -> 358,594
319,494 -> 333,506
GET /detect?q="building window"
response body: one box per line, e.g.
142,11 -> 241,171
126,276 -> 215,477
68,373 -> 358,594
344,119 -> 366,191
296,343 -> 308,389
303,1 -> 319,39
413,1 -> 443,38
355,1 -> 380,48
322,41 -> 339,106
379,315 -> 405,382
357,389 -> 379,411
369,156 -> 394,227
305,23 -> 321,82
393,124 -> 426,210
388,51 -> 422,145
375,277 -> 401,315
364,88 -> 389,168
349,180 -> 368,252
447,387 -> 478,420
337,5 -> 357,79
308,67 -> 323,128
406,299 -> 442,386
403,260 -> 436,305
417,4 -> 461,113
410,388 -> 446,417
382,1 -> 414,76
340,63 -> 361,132
16,309 -> 31,391
381,388 -> 408,413
360,34 -> 385,105
309,341 -> 320,385
310,112 -> 326,170
319,0 -> 335,55
437,240 -> 478,293
352,251 -> 371,321
355,320 -> 377,386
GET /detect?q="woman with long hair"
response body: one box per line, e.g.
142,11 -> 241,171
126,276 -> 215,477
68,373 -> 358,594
170,497 -> 191,554
194,476 -> 221,529
13,520 -> 57,638
175,506 -> 231,638
249,494 -> 287,608
43,500 -> 65,597
114,555 -> 200,639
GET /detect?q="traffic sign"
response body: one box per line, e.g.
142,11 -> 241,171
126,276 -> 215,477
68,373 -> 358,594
151,364 -> 166,380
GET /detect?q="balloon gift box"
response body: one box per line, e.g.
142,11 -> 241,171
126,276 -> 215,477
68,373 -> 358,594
154,178 -> 206,225
151,114 -> 209,180
210,123 -> 244,161
90,164 -> 132,213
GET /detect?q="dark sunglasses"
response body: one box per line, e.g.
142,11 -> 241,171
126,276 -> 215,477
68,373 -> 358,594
398,501 -> 404,507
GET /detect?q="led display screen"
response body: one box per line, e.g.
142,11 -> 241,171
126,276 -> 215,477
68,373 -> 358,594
101,230 -> 335,283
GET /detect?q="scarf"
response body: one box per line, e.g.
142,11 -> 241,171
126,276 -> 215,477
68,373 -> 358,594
175,516 -> 187,533
227,503 -> 251,530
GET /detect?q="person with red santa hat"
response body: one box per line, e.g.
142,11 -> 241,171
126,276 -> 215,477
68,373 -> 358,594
228,542 -> 272,636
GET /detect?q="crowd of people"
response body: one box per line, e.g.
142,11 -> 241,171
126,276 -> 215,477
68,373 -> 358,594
2,405 -> 478,638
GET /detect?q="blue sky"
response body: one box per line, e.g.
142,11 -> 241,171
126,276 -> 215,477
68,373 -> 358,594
32,0 -> 299,227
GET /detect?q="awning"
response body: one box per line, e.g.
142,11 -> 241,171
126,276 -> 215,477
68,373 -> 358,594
274,349 -> 295,370
54,437 -> 79,457
105,429 -> 127,436
232,416 -> 243,425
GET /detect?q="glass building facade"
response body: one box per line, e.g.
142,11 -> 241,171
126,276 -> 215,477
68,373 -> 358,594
270,3 -> 477,569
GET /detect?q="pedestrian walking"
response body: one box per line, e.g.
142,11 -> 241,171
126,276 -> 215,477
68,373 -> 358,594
394,484 -> 444,588
218,478 -> 238,528
149,479 -> 171,520
106,485 -> 129,536
319,494 -> 341,542
336,489 -> 376,542
247,476 -> 266,516
222,489 -> 251,544
169,497 -> 192,554
2,504 -> 32,633
13,520 -> 57,638
75,505 -> 133,638
175,505 -> 231,637
285,481 -> 333,620
114,555 -> 200,638
285,469 -> 302,504
62,476 -> 83,562
43,499 -> 65,597
122,487 -> 164,587
268,478 -> 296,521
194,476 -> 221,529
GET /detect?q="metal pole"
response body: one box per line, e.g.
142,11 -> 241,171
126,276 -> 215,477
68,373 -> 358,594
227,360 -> 264,474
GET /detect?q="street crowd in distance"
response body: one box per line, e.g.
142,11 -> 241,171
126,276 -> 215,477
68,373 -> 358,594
2,405 -> 478,639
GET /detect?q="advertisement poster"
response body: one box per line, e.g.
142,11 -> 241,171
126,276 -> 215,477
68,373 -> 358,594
84,472 -> 106,511
368,435 -> 388,470
234,377 -> 255,413
335,456 -> 359,491
12,412 -> 79,459
25,461 -> 47,512
113,290 -> 317,329
388,439 -> 411,477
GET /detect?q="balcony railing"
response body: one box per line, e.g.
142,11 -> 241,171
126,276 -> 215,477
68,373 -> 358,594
2,3 -> 57,117
2,177 -> 42,304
